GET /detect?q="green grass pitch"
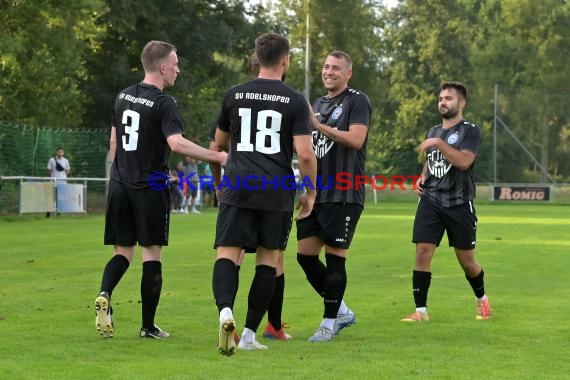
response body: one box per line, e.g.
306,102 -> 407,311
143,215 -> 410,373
0,201 -> 569,379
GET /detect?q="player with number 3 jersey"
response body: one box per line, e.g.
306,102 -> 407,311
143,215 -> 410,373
96,41 -> 225,341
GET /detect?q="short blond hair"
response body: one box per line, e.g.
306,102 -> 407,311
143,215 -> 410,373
141,41 -> 177,72
328,51 -> 353,70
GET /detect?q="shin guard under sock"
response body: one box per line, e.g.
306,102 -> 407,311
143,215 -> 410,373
212,258 -> 238,312
244,265 -> 276,332
297,253 -> 327,297
141,261 -> 162,329
323,253 -> 347,319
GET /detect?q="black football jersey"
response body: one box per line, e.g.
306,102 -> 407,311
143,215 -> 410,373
312,87 -> 372,206
110,82 -> 184,189
217,78 -> 311,211
422,120 -> 481,207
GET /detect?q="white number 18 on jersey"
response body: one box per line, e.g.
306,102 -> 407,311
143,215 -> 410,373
236,108 -> 282,154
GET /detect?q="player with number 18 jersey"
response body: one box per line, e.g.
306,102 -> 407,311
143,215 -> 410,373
217,78 -> 311,211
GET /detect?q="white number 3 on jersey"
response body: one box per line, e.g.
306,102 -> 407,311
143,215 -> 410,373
121,110 -> 140,151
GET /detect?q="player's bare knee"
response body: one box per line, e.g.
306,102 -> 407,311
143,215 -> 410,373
461,262 -> 481,277
415,244 -> 435,267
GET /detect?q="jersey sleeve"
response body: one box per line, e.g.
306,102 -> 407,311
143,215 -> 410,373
426,126 -> 437,139
217,93 -> 232,133
459,124 -> 481,154
47,157 -> 54,170
348,93 -> 372,128
208,122 -> 218,142
291,95 -> 311,136
111,95 -> 119,128
159,96 -> 185,138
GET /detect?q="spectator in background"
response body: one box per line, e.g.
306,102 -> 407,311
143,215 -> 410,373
47,146 -> 70,182
46,146 -> 71,217
183,156 -> 200,213
199,160 -> 214,208
169,161 -> 186,213
292,160 -> 302,195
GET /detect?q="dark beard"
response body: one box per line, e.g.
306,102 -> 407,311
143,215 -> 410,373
440,108 -> 458,119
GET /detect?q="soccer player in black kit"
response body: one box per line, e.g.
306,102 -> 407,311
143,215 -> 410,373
401,81 -> 492,322
297,51 -> 372,342
212,33 -> 317,355
208,53 -> 293,344
94,40 -> 226,339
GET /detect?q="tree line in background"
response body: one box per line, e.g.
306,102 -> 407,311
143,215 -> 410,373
1,0 -> 569,182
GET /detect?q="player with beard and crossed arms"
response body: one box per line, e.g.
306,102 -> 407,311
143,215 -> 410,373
401,81 -> 492,322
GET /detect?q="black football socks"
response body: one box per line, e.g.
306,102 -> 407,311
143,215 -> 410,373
141,261 -> 162,330
297,253 -> 327,297
323,253 -> 347,319
466,269 -> 486,299
99,254 -> 130,298
267,273 -> 285,330
213,258 -> 238,312
412,270 -> 432,308
244,265 -> 276,332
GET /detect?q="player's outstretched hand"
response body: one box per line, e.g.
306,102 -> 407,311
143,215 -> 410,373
218,151 -> 228,167
295,193 -> 315,220
415,176 -> 424,196
418,138 -> 441,154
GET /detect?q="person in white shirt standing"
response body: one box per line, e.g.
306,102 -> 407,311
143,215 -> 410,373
46,146 -> 71,217
47,146 -> 70,182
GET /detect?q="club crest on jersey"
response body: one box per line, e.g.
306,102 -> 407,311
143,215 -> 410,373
312,130 -> 334,158
427,149 -> 452,178
447,132 -> 459,145
331,107 -> 343,120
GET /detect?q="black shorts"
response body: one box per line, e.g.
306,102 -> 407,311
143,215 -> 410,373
243,214 -> 291,253
104,180 -> 170,246
412,197 -> 477,250
279,213 -> 293,251
215,203 -> 293,250
296,203 -> 363,249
